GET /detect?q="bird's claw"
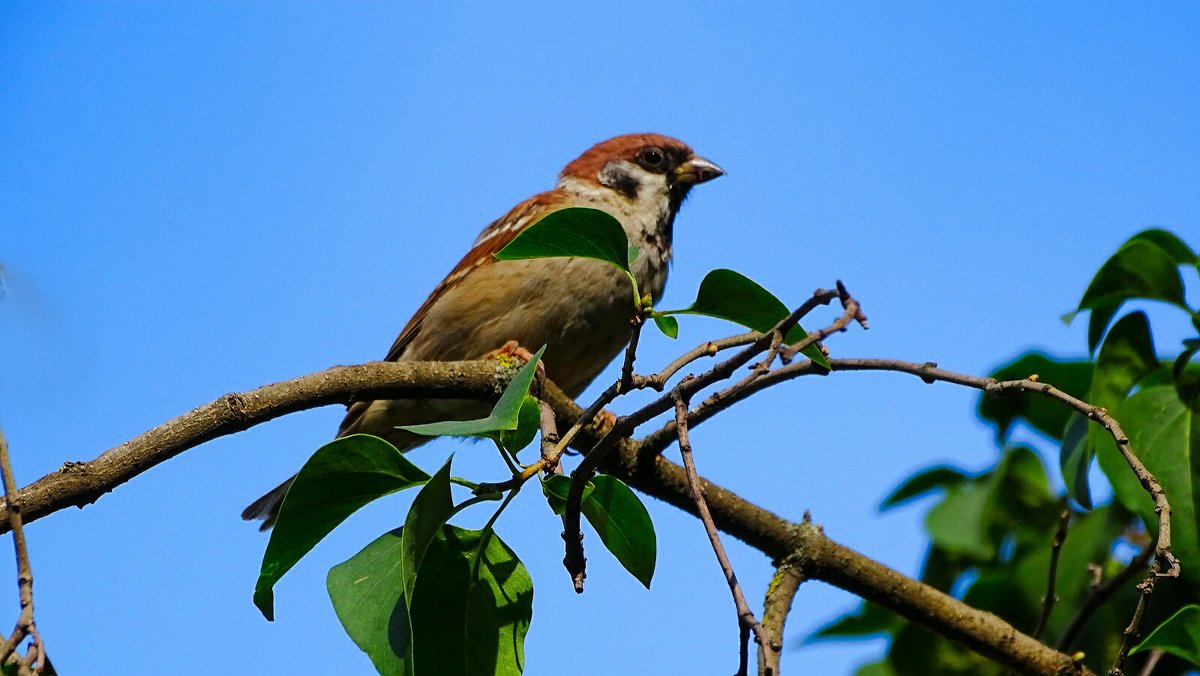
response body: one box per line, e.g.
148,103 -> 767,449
483,340 -> 547,381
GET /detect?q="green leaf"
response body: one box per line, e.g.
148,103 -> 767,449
924,482 -> 994,560
409,526 -> 533,676
580,474 -> 656,588
1086,303 -> 1121,354
326,528 -> 412,676
652,314 -> 679,339
1090,312 -> 1159,409
990,446 -> 1055,520
664,269 -> 830,367
978,353 -> 1093,441
1059,412 -> 1092,508
854,661 -> 898,676
1082,227 -> 1199,349
626,245 -> 639,266
494,207 -> 630,272
1134,228 -> 1198,265
1131,604 -> 1200,665
328,525 -> 534,676
399,345 -> 545,438
808,601 -> 899,640
1069,312 -> 1160,509
1074,237 -> 1190,316
254,434 -> 431,621
499,395 -> 541,455
540,474 -> 594,516
1175,343 -> 1200,412
401,457 -> 455,607
1096,386 -> 1200,591
879,466 -> 969,511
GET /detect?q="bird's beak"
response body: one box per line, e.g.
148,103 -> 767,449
674,155 -> 725,185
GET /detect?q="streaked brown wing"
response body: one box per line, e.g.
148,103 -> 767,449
380,191 -> 562,362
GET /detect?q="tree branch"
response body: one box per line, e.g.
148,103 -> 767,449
645,356 -> 1177,584
674,392 -> 767,675
0,428 -> 44,673
1057,541 -> 1154,651
562,285 -> 855,590
0,360 -> 515,531
759,557 -> 804,676
3,354 -> 1094,674
1034,509 -> 1072,641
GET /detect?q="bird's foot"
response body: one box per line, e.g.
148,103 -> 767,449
590,409 -> 618,435
482,340 -> 547,381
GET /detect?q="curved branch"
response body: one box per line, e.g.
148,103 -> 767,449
4,357 -> 1091,674
0,360 -> 512,531
535,386 -> 1091,675
643,356 -> 1178,583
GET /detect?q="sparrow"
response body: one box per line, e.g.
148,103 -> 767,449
243,133 -> 723,529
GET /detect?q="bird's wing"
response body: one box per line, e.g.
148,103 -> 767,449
381,191 -> 562,362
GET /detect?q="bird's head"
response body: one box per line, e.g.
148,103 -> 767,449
557,133 -> 724,214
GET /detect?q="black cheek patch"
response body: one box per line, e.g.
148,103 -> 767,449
600,164 -> 642,199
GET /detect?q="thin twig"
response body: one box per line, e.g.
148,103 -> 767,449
1057,541 -> 1154,651
637,331 -> 760,391
1135,649 -> 1163,676
674,393 -> 768,675
619,316 -> 643,392
0,427 -> 43,672
1111,572 -> 1156,675
538,400 -> 561,474
562,286 -> 855,590
641,286 -> 866,455
834,359 -> 1177,579
738,623 -> 750,676
641,356 -> 1178,583
1033,509 -> 1072,641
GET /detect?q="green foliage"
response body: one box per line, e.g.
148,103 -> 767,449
401,458 -> 456,606
1101,386 -> 1200,592
494,207 -> 632,272
327,525 -> 533,676
1067,229 -> 1197,352
259,345 -> 546,674
579,474 -> 657,589
1132,605 -> 1200,666
256,311 -> 663,673
540,474 -> 593,515
398,346 -> 546,442
499,396 -> 542,456
879,465 -> 969,511
976,353 -> 1093,442
652,313 -> 679,339
810,601 -> 901,640
818,228 -> 1200,674
540,472 -> 657,587
655,268 -> 831,367
254,434 -> 432,620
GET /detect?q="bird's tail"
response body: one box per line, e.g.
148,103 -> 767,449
242,400 -> 378,531
241,476 -> 293,532
243,398 -> 484,530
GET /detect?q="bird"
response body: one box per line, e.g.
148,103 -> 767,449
242,133 -> 724,529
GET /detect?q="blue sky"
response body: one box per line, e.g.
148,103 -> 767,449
2,3 -> 1198,674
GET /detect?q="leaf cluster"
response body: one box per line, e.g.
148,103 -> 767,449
815,229 -> 1200,674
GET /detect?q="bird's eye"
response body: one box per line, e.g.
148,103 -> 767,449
639,147 -> 665,169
